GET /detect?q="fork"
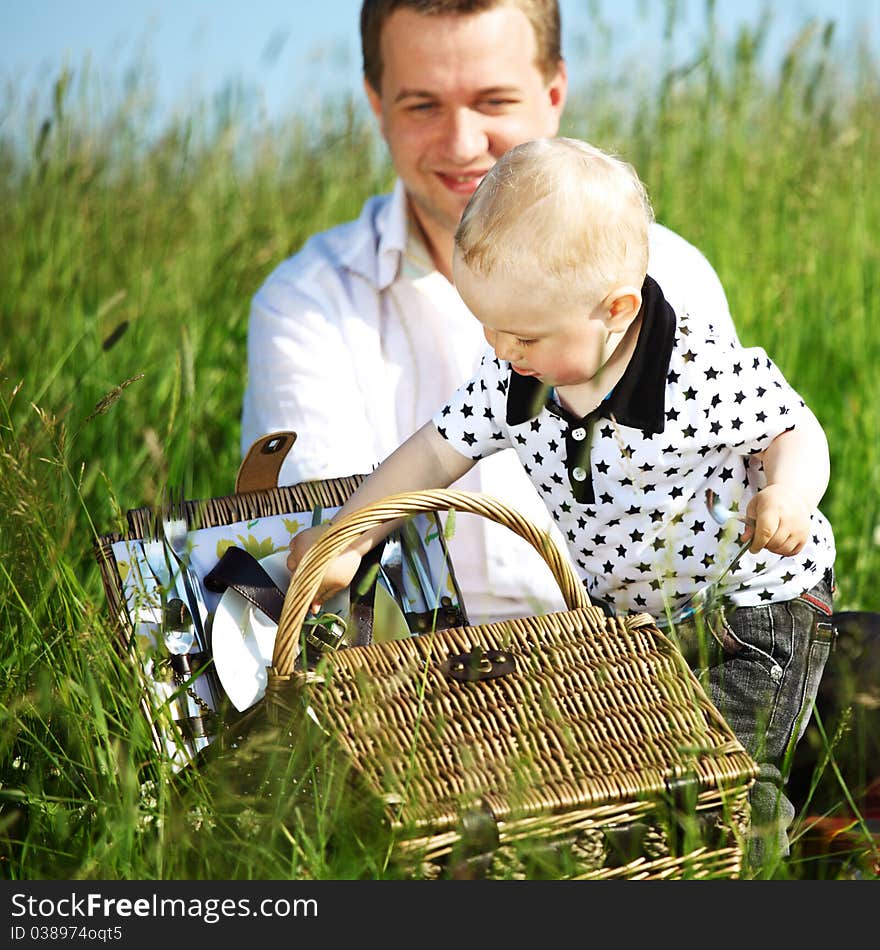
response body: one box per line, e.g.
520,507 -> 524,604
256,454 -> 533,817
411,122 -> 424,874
160,487 -> 222,712
140,521 -> 212,758
161,488 -> 209,646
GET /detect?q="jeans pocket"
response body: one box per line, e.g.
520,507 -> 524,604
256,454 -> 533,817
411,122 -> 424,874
718,572 -> 834,678
714,605 -> 787,681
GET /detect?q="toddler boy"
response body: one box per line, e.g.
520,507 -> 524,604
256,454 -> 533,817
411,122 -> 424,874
289,137 -> 836,872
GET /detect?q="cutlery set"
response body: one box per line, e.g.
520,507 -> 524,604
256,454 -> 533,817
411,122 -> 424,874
140,488 -> 221,757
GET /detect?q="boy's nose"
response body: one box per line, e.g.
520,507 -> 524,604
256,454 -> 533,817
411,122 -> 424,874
491,332 -> 520,363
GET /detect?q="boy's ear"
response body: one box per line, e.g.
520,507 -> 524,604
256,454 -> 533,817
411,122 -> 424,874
601,286 -> 643,331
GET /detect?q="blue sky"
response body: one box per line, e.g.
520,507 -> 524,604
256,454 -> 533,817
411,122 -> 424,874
2,1 -> 877,133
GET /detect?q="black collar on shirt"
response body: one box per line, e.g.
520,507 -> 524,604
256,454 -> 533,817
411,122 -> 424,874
505,274 -> 677,432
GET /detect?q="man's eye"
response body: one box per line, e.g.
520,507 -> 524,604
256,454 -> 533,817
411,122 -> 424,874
407,101 -> 437,113
483,98 -> 519,110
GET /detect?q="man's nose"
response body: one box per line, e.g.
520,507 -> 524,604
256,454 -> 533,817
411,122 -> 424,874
442,108 -> 488,161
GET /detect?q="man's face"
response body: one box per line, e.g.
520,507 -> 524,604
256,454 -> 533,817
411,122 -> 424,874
365,6 -> 567,252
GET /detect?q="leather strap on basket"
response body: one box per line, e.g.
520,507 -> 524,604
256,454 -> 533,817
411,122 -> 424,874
235,431 -> 297,494
271,488 -> 591,677
204,546 -> 287,623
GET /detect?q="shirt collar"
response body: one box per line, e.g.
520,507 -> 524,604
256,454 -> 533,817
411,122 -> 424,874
376,178 -> 435,288
505,274 -> 676,432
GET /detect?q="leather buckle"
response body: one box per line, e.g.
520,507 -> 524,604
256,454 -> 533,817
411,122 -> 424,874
302,612 -> 346,652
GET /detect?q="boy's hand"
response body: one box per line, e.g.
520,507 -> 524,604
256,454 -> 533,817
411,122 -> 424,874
743,485 -> 812,557
287,524 -> 363,613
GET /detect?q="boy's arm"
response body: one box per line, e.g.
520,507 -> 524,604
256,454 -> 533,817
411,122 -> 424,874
287,423 -> 474,604
745,406 -> 830,556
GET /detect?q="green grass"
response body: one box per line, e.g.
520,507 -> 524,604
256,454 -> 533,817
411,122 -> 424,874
1,9 -> 879,880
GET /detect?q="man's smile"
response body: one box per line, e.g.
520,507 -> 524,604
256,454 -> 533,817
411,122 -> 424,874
435,169 -> 489,194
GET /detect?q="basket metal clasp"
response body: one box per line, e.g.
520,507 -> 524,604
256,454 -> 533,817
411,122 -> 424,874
443,646 -> 515,682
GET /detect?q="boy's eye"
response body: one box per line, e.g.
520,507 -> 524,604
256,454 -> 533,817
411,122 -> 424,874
516,338 -> 536,346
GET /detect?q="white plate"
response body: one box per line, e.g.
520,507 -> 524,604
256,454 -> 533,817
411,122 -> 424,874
211,549 -> 354,713
211,549 -> 412,711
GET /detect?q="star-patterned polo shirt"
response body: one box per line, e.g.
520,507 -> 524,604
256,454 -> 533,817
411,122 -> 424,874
432,276 -> 835,617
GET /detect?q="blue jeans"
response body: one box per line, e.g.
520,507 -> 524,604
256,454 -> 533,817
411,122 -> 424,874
673,569 -> 835,874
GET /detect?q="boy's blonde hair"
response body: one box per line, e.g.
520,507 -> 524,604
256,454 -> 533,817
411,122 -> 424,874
455,137 -> 654,307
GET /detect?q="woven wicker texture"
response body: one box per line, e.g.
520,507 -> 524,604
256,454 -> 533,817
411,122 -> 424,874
274,490 -> 758,877
295,607 -> 755,822
125,474 -> 366,539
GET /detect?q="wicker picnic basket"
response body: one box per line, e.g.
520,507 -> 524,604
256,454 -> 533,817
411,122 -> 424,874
266,488 -> 760,880
94,432 -> 467,770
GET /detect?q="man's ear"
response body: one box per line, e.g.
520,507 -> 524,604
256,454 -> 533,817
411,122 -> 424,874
600,285 -> 642,332
363,77 -> 385,131
545,59 -> 568,130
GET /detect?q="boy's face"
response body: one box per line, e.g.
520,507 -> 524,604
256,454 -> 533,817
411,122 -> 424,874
364,6 -> 567,246
453,257 -> 612,389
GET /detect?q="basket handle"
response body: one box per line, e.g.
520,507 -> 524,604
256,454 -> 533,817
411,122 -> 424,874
272,488 -> 590,675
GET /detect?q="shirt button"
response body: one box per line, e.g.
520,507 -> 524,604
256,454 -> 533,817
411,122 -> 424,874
571,466 -> 587,482
571,427 -> 587,441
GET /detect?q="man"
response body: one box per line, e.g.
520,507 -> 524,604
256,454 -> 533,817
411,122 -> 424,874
241,0 -> 736,623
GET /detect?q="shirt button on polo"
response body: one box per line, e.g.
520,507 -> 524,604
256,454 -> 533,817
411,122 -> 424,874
571,427 -> 587,441
571,466 -> 587,482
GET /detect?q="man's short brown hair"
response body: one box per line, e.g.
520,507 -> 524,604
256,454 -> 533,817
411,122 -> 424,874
360,0 -> 562,92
